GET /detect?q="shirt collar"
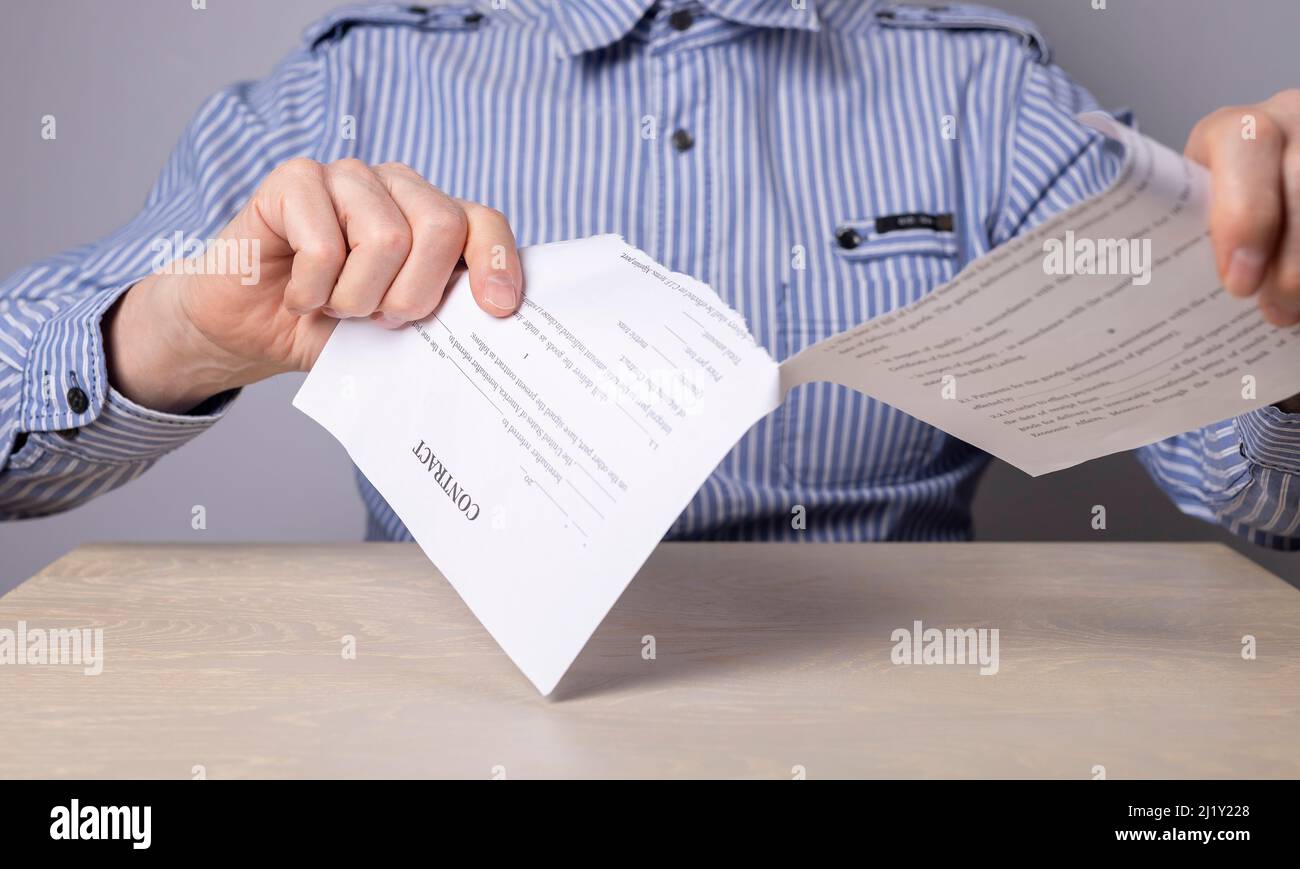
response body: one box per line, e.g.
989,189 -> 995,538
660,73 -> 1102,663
545,0 -> 826,56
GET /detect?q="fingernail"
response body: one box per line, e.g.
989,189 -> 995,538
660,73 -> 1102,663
484,273 -> 519,311
322,306 -> 342,319
1225,248 -> 1267,297
380,314 -> 408,330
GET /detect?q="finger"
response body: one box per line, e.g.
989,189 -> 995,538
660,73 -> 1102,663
251,158 -> 347,315
1187,107 -> 1285,301
322,159 -> 411,318
1258,143 -> 1300,326
1258,92 -> 1300,324
457,199 -> 523,317
370,163 -> 469,328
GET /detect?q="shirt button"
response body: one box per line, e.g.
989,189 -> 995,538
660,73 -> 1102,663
463,11 -> 483,25
671,128 -> 694,152
66,386 -> 89,414
56,427 -> 79,441
835,226 -> 862,249
668,9 -> 694,31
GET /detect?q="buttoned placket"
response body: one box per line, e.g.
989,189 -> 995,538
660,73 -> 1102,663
648,1 -> 712,286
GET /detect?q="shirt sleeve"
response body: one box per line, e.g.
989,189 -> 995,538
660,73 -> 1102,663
0,45 -> 329,520
998,59 -> 1300,550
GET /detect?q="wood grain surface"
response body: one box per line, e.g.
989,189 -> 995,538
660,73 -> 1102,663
0,542 -> 1296,778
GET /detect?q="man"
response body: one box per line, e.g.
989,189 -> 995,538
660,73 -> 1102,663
2,1 -> 1299,547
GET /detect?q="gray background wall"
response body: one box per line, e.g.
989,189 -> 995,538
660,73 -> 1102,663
2,0 -> 1297,593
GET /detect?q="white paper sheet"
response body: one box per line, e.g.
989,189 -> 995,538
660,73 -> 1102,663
295,114 -> 1300,693
294,235 -> 780,695
781,112 -> 1300,475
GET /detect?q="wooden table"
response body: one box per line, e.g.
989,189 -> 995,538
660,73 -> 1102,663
0,542 -> 1296,778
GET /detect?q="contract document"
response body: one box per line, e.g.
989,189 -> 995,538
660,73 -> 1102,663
295,235 -> 781,696
295,113 -> 1300,694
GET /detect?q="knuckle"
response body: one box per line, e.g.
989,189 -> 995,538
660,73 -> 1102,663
1206,105 -> 1282,147
275,157 -> 324,183
421,205 -> 469,240
1217,104 -> 1254,124
1247,111 -> 1286,146
281,282 -> 315,310
300,237 -> 347,269
382,298 -> 434,322
1202,105 -> 1243,133
477,205 -> 510,228
329,157 -> 371,175
1218,193 -> 1282,240
1268,89 -> 1300,115
330,298 -> 375,318
377,161 -> 420,179
1259,121 -> 1287,149
368,224 -> 413,258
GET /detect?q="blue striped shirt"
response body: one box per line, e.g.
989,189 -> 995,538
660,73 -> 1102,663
4,0 -> 1300,549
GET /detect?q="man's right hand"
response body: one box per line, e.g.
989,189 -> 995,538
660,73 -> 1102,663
105,158 -> 523,413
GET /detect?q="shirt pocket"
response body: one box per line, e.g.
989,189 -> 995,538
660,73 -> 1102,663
779,220 -> 961,489
835,219 -> 961,261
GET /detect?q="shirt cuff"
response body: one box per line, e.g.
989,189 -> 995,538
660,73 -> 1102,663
1236,405 -> 1300,474
10,386 -> 237,468
18,282 -> 132,434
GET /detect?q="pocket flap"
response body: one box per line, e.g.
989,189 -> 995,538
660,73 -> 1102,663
833,218 -> 959,260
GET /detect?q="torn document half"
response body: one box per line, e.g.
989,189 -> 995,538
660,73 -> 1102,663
780,112 -> 1300,476
294,234 -> 781,695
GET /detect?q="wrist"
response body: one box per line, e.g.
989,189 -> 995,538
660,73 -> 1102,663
104,272 -> 247,413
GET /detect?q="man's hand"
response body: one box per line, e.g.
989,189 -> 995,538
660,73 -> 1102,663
1187,90 -> 1300,325
105,159 -> 522,413
1188,90 -> 1300,412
